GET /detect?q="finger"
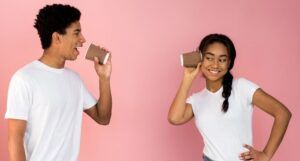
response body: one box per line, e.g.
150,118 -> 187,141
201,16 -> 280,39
240,151 -> 252,159
184,67 -> 193,72
94,56 -> 99,62
243,144 -> 253,150
196,63 -> 201,72
239,153 -> 253,160
94,57 -> 100,66
196,62 -> 201,69
243,155 -> 252,160
240,150 -> 255,158
183,64 -> 199,72
240,151 -> 250,156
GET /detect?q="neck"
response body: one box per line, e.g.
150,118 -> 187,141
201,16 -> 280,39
39,49 -> 65,69
206,78 -> 223,93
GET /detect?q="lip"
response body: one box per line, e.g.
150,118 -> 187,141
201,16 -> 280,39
208,69 -> 220,75
73,48 -> 79,55
76,43 -> 83,48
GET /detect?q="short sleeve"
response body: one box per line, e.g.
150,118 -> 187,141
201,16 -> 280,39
237,77 -> 260,104
5,73 -> 31,120
186,94 -> 194,106
186,93 -> 200,115
81,81 -> 97,110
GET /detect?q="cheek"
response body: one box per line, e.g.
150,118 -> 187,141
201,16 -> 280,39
221,64 -> 230,72
225,62 -> 231,69
200,61 -> 210,68
200,64 -> 207,73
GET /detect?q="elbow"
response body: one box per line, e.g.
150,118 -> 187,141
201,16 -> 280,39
96,115 -> 111,125
283,108 -> 292,121
96,119 -> 110,125
276,108 -> 292,123
286,110 -> 292,120
168,115 -> 182,125
99,120 -> 110,125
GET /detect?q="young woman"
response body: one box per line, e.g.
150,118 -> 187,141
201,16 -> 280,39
168,34 -> 291,161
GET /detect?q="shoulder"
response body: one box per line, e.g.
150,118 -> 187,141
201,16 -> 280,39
8,62 -> 40,92
232,77 -> 260,101
233,77 -> 259,89
188,89 -> 206,100
11,61 -> 37,81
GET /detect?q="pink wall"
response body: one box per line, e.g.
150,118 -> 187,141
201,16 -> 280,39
1,0 -> 299,160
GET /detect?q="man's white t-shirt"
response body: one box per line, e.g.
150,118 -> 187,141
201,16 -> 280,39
187,78 -> 259,161
5,60 -> 97,161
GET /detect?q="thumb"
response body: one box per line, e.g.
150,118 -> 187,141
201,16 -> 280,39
94,57 -> 99,64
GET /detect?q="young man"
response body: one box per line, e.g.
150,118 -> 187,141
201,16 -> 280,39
5,4 -> 112,161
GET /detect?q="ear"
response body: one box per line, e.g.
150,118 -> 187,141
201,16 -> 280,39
52,32 -> 62,45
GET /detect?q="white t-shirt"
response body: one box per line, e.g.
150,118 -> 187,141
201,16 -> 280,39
5,60 -> 97,161
187,78 -> 259,161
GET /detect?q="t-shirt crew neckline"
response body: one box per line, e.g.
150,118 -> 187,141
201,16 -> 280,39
205,86 -> 223,96
34,60 -> 65,74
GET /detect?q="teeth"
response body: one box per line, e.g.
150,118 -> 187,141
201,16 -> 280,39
209,69 -> 219,74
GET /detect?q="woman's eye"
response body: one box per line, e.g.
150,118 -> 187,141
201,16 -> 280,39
206,57 -> 213,61
219,59 -> 227,63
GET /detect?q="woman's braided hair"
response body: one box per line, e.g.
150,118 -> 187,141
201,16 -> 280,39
198,34 -> 236,113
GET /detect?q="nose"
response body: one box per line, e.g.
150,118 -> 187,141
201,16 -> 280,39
212,59 -> 219,68
79,33 -> 86,43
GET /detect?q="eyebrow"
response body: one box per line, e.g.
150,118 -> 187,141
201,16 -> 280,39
74,29 -> 81,33
204,52 -> 228,58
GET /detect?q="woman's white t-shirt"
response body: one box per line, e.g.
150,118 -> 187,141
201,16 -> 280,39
187,78 -> 259,161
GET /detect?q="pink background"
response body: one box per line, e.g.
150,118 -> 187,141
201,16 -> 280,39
1,0 -> 299,160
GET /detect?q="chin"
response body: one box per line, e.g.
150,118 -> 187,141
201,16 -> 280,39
207,77 -> 221,82
203,74 -> 224,82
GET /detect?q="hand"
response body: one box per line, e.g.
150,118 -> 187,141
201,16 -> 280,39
183,63 -> 201,82
239,144 -> 271,161
94,56 -> 112,80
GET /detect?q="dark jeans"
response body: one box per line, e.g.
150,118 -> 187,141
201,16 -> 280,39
203,155 -> 214,161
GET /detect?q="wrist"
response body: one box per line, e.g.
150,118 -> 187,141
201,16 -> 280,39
181,78 -> 193,90
182,76 -> 194,85
262,150 -> 272,161
99,76 -> 110,82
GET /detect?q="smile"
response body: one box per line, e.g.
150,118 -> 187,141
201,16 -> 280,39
208,69 -> 220,74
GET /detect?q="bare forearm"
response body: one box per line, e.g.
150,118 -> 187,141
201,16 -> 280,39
8,137 -> 26,161
168,78 -> 192,122
96,78 -> 112,124
263,111 -> 291,158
